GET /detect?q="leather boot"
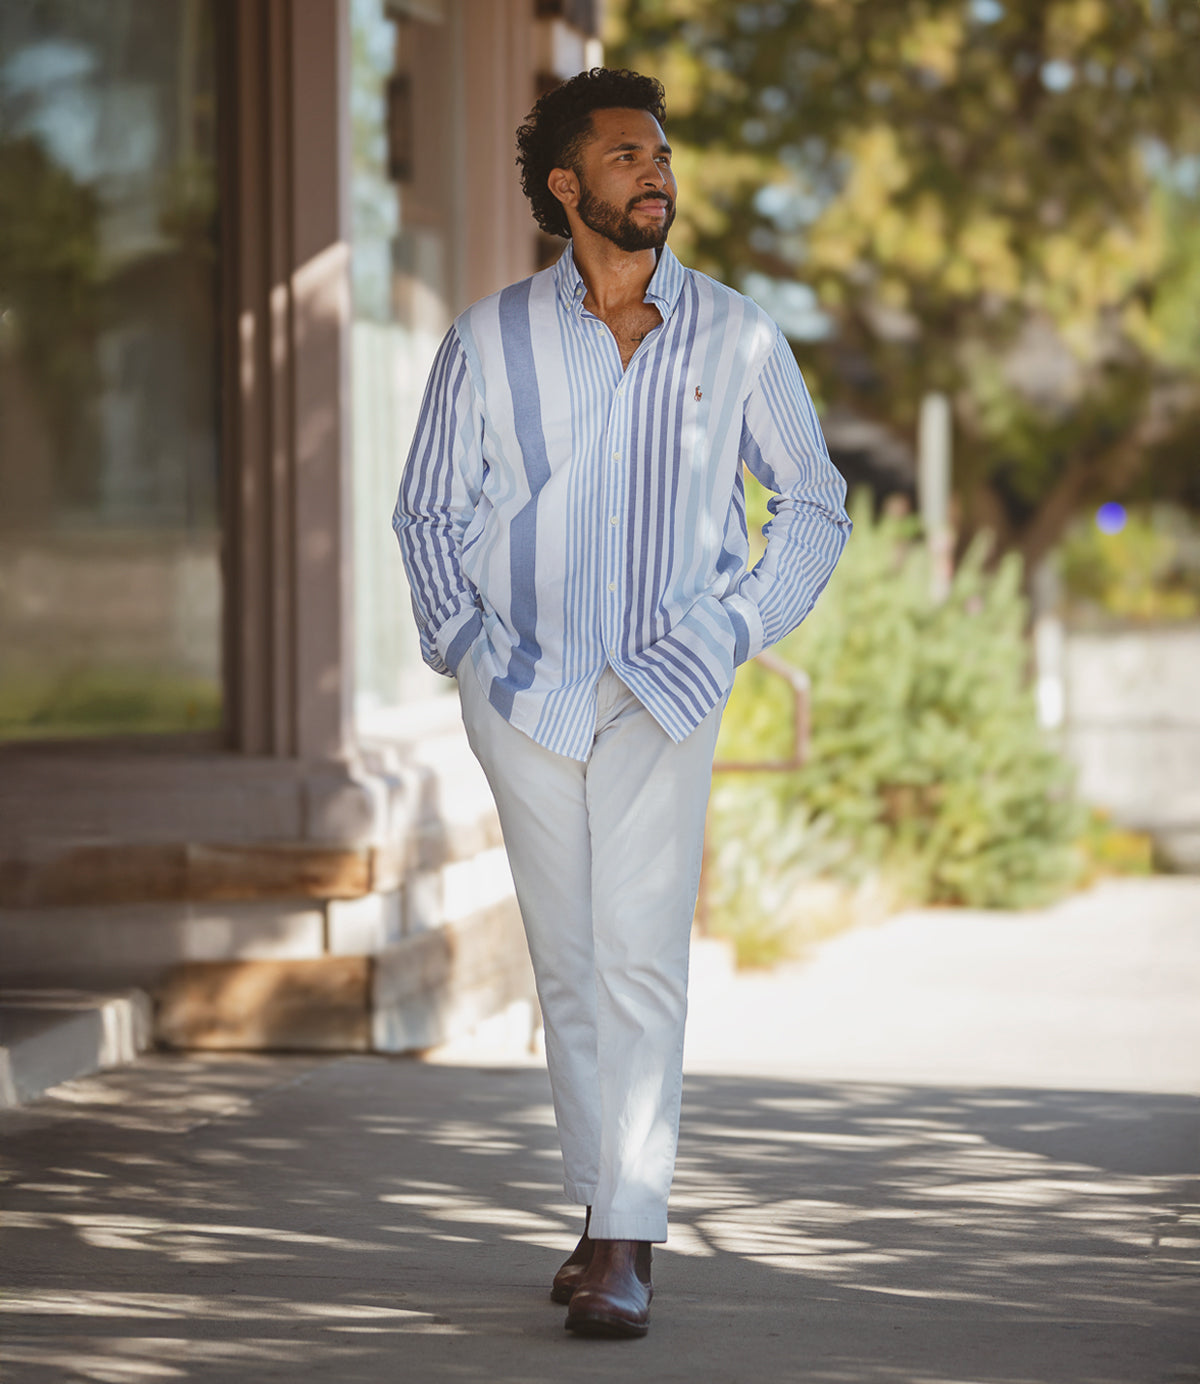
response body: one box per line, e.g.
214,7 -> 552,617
550,1206 -> 594,1303
563,1238 -> 652,1338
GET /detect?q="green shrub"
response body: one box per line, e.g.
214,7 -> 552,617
707,486 -> 1084,955
1076,807 -> 1156,883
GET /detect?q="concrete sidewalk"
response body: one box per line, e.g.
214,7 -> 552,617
683,875 -> 1200,1093
1,878 -> 1198,1382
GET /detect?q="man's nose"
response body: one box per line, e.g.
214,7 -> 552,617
639,160 -> 666,187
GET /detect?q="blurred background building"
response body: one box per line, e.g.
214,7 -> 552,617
0,0 -> 600,1058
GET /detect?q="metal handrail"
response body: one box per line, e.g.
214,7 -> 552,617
696,651 -> 811,934
712,650 -> 811,774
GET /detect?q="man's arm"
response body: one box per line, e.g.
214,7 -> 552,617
392,327 -> 486,677
721,326 -> 852,663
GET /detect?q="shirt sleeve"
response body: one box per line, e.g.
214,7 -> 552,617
392,327 -> 486,678
722,327 -> 852,663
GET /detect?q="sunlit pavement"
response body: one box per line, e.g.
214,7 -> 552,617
1,878 -> 1197,1383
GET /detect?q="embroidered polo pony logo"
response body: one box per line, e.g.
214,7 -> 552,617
694,386 -> 702,401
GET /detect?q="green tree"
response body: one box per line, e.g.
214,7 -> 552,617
609,0 -> 1200,564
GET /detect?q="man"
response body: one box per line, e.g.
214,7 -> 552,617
394,68 -> 850,1338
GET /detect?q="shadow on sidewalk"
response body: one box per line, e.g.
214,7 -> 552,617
1,1054 -> 1197,1382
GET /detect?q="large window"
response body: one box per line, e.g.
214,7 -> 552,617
351,0 -> 460,726
0,0 -> 221,740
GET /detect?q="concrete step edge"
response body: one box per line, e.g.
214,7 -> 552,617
0,988 -> 153,1108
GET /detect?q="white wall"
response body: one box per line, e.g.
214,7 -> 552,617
1062,626 -> 1200,870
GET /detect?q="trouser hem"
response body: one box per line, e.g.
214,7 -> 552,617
588,1212 -> 668,1244
564,1179 -> 597,1205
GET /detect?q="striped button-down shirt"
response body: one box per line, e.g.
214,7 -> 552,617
393,243 -> 851,761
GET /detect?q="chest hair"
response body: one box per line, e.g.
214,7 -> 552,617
589,301 -> 663,370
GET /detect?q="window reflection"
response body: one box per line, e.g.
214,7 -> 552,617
351,0 -> 458,727
0,0 -> 220,740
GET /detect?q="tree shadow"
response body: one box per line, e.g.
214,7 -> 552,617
1,1054 -> 1197,1383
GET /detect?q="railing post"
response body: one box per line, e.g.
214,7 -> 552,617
696,652 -> 812,935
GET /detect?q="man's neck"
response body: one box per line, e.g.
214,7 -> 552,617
570,232 -> 660,315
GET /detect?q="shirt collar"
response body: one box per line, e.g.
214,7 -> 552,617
553,240 -> 686,318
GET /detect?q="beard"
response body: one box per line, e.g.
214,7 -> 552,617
575,177 -> 676,252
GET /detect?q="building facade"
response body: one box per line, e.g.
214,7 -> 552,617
0,0 -> 600,1051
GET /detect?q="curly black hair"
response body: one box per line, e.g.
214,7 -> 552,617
516,68 -> 667,239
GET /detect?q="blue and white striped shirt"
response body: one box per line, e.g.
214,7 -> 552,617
393,243 -> 850,761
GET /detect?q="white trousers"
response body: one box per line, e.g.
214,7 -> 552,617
457,660 -> 724,1242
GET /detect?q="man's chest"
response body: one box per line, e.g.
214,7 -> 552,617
472,300 -> 760,485
588,301 -> 664,370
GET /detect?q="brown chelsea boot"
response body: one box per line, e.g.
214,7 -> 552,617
563,1238 -> 652,1338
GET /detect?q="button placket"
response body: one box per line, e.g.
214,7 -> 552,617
601,392 -> 629,648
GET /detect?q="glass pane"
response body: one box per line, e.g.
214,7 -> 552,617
0,0 -> 221,740
351,0 -> 457,726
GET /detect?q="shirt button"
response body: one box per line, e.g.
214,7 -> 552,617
608,581 -> 616,592
609,515 -> 618,525
612,450 -> 621,460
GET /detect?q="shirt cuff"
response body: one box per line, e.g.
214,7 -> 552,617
721,590 -> 765,666
431,595 -> 484,676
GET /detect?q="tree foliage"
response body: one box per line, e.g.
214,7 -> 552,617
609,0 -> 1200,562
0,136 -> 102,482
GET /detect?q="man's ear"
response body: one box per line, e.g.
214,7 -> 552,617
548,166 -> 578,212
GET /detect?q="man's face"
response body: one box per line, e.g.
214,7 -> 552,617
568,107 -> 677,252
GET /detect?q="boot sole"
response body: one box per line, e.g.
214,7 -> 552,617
564,1310 -> 649,1339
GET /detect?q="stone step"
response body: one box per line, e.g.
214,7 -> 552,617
0,989 -> 152,1107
